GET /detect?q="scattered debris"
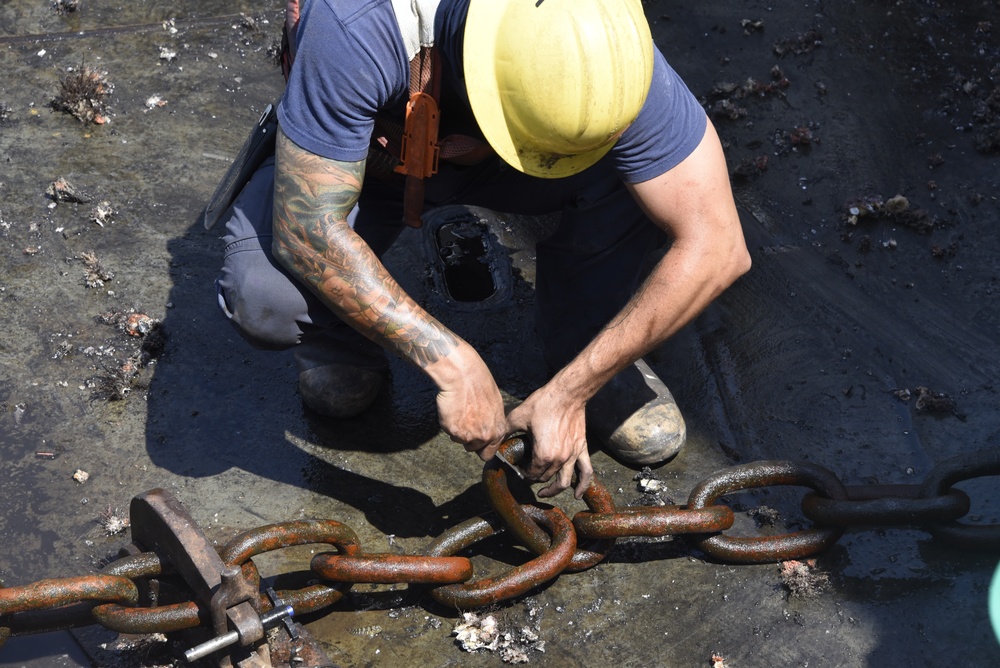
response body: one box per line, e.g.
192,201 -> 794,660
779,559 -> 829,598
98,505 -> 130,536
633,467 -> 672,507
0,101 -> 14,126
634,467 -> 665,493
711,654 -> 728,668
79,251 -> 114,288
86,309 -> 166,401
96,631 -> 178,668
47,177 -> 92,204
748,505 -> 782,527
96,310 -> 164,343
51,0 -> 80,15
453,611 -> 545,664
788,124 -> 818,147
12,403 -> 26,425
158,46 -> 178,63
349,625 -> 382,638
964,65 -> 1000,154
709,96 -> 747,121
740,18 -> 764,34
51,64 -> 112,124
237,12 -> 263,33
731,154 -> 769,181
843,194 -> 940,234
72,469 -> 89,483
89,200 -> 115,226
931,241 -> 959,259
773,28 -> 823,57
913,386 -> 958,416
892,386 -> 964,418
637,476 -> 664,494
705,69 -> 790,121
144,95 -> 168,111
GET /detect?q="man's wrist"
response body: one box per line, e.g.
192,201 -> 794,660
423,340 -> 482,389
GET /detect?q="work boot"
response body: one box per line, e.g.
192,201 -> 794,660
586,358 -> 686,466
294,336 -> 387,418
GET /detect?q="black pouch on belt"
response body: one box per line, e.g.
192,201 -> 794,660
202,103 -> 279,230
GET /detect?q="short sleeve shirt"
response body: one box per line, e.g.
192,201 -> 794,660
277,0 -> 707,184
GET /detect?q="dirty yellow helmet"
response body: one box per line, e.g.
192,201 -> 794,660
464,0 -> 654,178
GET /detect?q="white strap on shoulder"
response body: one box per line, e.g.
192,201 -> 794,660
390,0 -> 441,61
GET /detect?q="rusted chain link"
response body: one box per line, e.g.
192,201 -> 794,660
801,485 -> 970,526
919,448 -> 1000,550
426,505 -> 577,609
221,520 -> 361,616
687,460 -> 848,564
0,441 -> 997,650
484,437 -> 616,571
312,553 -> 474,585
573,505 -> 735,539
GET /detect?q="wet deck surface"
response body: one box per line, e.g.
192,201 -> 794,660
2,1 -> 999,666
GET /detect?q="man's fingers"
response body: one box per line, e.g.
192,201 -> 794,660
538,463 -> 574,499
573,449 -> 594,500
477,439 -> 502,462
525,456 -> 561,483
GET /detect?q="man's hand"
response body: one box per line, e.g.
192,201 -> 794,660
506,381 -> 594,499
430,344 -> 508,460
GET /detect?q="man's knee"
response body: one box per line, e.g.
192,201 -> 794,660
216,268 -> 308,351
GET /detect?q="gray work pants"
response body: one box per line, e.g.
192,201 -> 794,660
215,153 -> 666,374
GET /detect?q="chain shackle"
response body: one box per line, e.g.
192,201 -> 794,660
919,448 -> 1000,550
687,460 -> 847,564
427,505 -> 576,609
802,484 -> 971,526
483,437 -> 615,571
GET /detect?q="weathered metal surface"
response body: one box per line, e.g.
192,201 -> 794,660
573,505 -> 735,539
311,553 -> 473,585
483,437 -> 616,571
802,485 -> 970,526
687,461 -> 847,564
428,505 -> 576,609
920,449 -> 1000,549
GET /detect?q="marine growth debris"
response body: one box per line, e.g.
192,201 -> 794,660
453,611 -> 545,664
87,309 -> 166,401
779,559 -> 829,599
843,194 -> 941,234
51,63 -> 113,125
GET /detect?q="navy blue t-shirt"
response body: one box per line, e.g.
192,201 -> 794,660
278,0 -> 707,184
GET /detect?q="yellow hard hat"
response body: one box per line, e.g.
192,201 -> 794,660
464,0 -> 654,179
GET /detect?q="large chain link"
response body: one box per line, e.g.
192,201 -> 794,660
1,439 -> 997,647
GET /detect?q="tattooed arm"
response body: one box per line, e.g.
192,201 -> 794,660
271,127 -> 508,455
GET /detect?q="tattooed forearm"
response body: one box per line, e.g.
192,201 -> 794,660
271,127 -> 459,368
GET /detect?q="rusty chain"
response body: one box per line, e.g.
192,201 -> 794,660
1,438 -> 997,653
